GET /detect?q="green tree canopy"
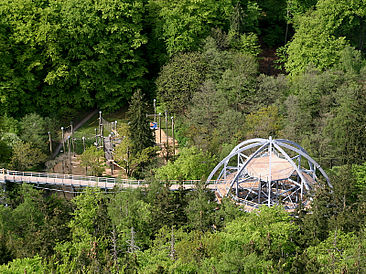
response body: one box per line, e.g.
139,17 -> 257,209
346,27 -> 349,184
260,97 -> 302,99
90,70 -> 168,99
284,0 -> 366,74
128,90 -> 155,155
149,0 -> 234,56
0,0 -> 147,116
80,146 -> 105,176
155,146 -> 216,181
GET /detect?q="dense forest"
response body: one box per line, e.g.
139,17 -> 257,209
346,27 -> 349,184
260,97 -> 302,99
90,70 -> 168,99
2,0 -> 366,272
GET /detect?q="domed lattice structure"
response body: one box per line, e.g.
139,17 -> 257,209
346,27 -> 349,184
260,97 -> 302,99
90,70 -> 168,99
206,137 -> 331,211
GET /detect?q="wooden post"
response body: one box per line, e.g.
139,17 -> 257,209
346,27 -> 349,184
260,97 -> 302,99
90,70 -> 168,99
48,131 -> 53,154
153,99 -> 157,123
61,127 -> 65,153
101,124 -> 104,150
158,113 -> 162,144
165,110 -> 168,148
62,155 -> 65,174
67,136 -> 72,173
171,116 -> 175,156
70,122 -> 74,156
95,128 -> 98,148
109,134 -> 114,175
82,136 -> 86,152
99,111 -> 102,139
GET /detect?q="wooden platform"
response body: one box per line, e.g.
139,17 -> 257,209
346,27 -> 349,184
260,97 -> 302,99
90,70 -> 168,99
246,155 -> 294,181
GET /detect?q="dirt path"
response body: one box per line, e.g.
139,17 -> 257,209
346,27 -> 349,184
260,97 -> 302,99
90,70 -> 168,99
154,127 -> 179,160
155,127 -> 178,147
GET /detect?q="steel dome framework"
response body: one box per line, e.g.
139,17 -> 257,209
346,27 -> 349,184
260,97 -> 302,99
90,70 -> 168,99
207,137 -> 331,211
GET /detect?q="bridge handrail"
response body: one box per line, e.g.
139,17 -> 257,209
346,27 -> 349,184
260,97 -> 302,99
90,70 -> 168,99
0,169 -> 217,186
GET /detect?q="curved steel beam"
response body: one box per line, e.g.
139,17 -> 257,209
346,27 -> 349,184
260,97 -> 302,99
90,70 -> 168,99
226,142 -> 270,195
275,139 -> 306,152
272,142 -> 309,191
230,138 -> 268,154
275,139 -> 313,170
273,141 -> 331,187
206,141 -> 268,182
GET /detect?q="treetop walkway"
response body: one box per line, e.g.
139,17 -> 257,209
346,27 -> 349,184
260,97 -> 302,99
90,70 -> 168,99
0,169 -> 217,192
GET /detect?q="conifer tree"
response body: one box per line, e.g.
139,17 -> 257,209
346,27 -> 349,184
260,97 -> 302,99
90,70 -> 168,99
128,90 -> 154,155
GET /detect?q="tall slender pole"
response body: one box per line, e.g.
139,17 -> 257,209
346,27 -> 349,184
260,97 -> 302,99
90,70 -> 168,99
109,134 -> 114,175
153,99 -> 157,123
61,127 -> 65,153
62,156 -> 65,174
95,128 -> 98,148
165,110 -> 168,148
48,131 -> 52,154
268,136 -> 272,207
285,8 -> 289,43
82,136 -> 86,152
101,124 -> 104,150
98,111 -> 103,144
158,113 -> 162,144
67,136 -> 71,173
70,122 -> 75,156
171,116 -> 175,156
72,138 -> 76,156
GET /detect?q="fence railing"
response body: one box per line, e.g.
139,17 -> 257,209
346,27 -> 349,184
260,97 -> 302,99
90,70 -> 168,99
0,169 -> 217,189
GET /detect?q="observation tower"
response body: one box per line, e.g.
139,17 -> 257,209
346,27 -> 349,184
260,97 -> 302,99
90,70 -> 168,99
206,137 -> 331,211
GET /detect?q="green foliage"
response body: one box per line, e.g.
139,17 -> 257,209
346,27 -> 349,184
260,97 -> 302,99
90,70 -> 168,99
55,187 -> 110,273
108,189 -> 152,251
115,123 -> 158,178
284,0 -> 366,74
169,38 -> 258,153
0,0 -> 147,116
236,32 -> 261,56
0,184 -> 72,262
0,140 -> 12,166
2,0 -> 366,272
0,116 -> 19,135
222,206 -> 298,259
155,146 -> 216,181
156,52 -> 206,114
325,74 -> 366,164
254,74 -> 289,108
19,113 -> 50,151
244,105 -> 282,139
9,141 -> 47,171
209,206 -> 298,272
0,256 -> 46,274
287,0 -> 318,17
256,0 -> 288,47
128,90 -> 155,155
353,163 -> 366,193
150,0 -> 234,56
306,230 -> 365,273
80,146 -> 105,176
185,182 -> 216,232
